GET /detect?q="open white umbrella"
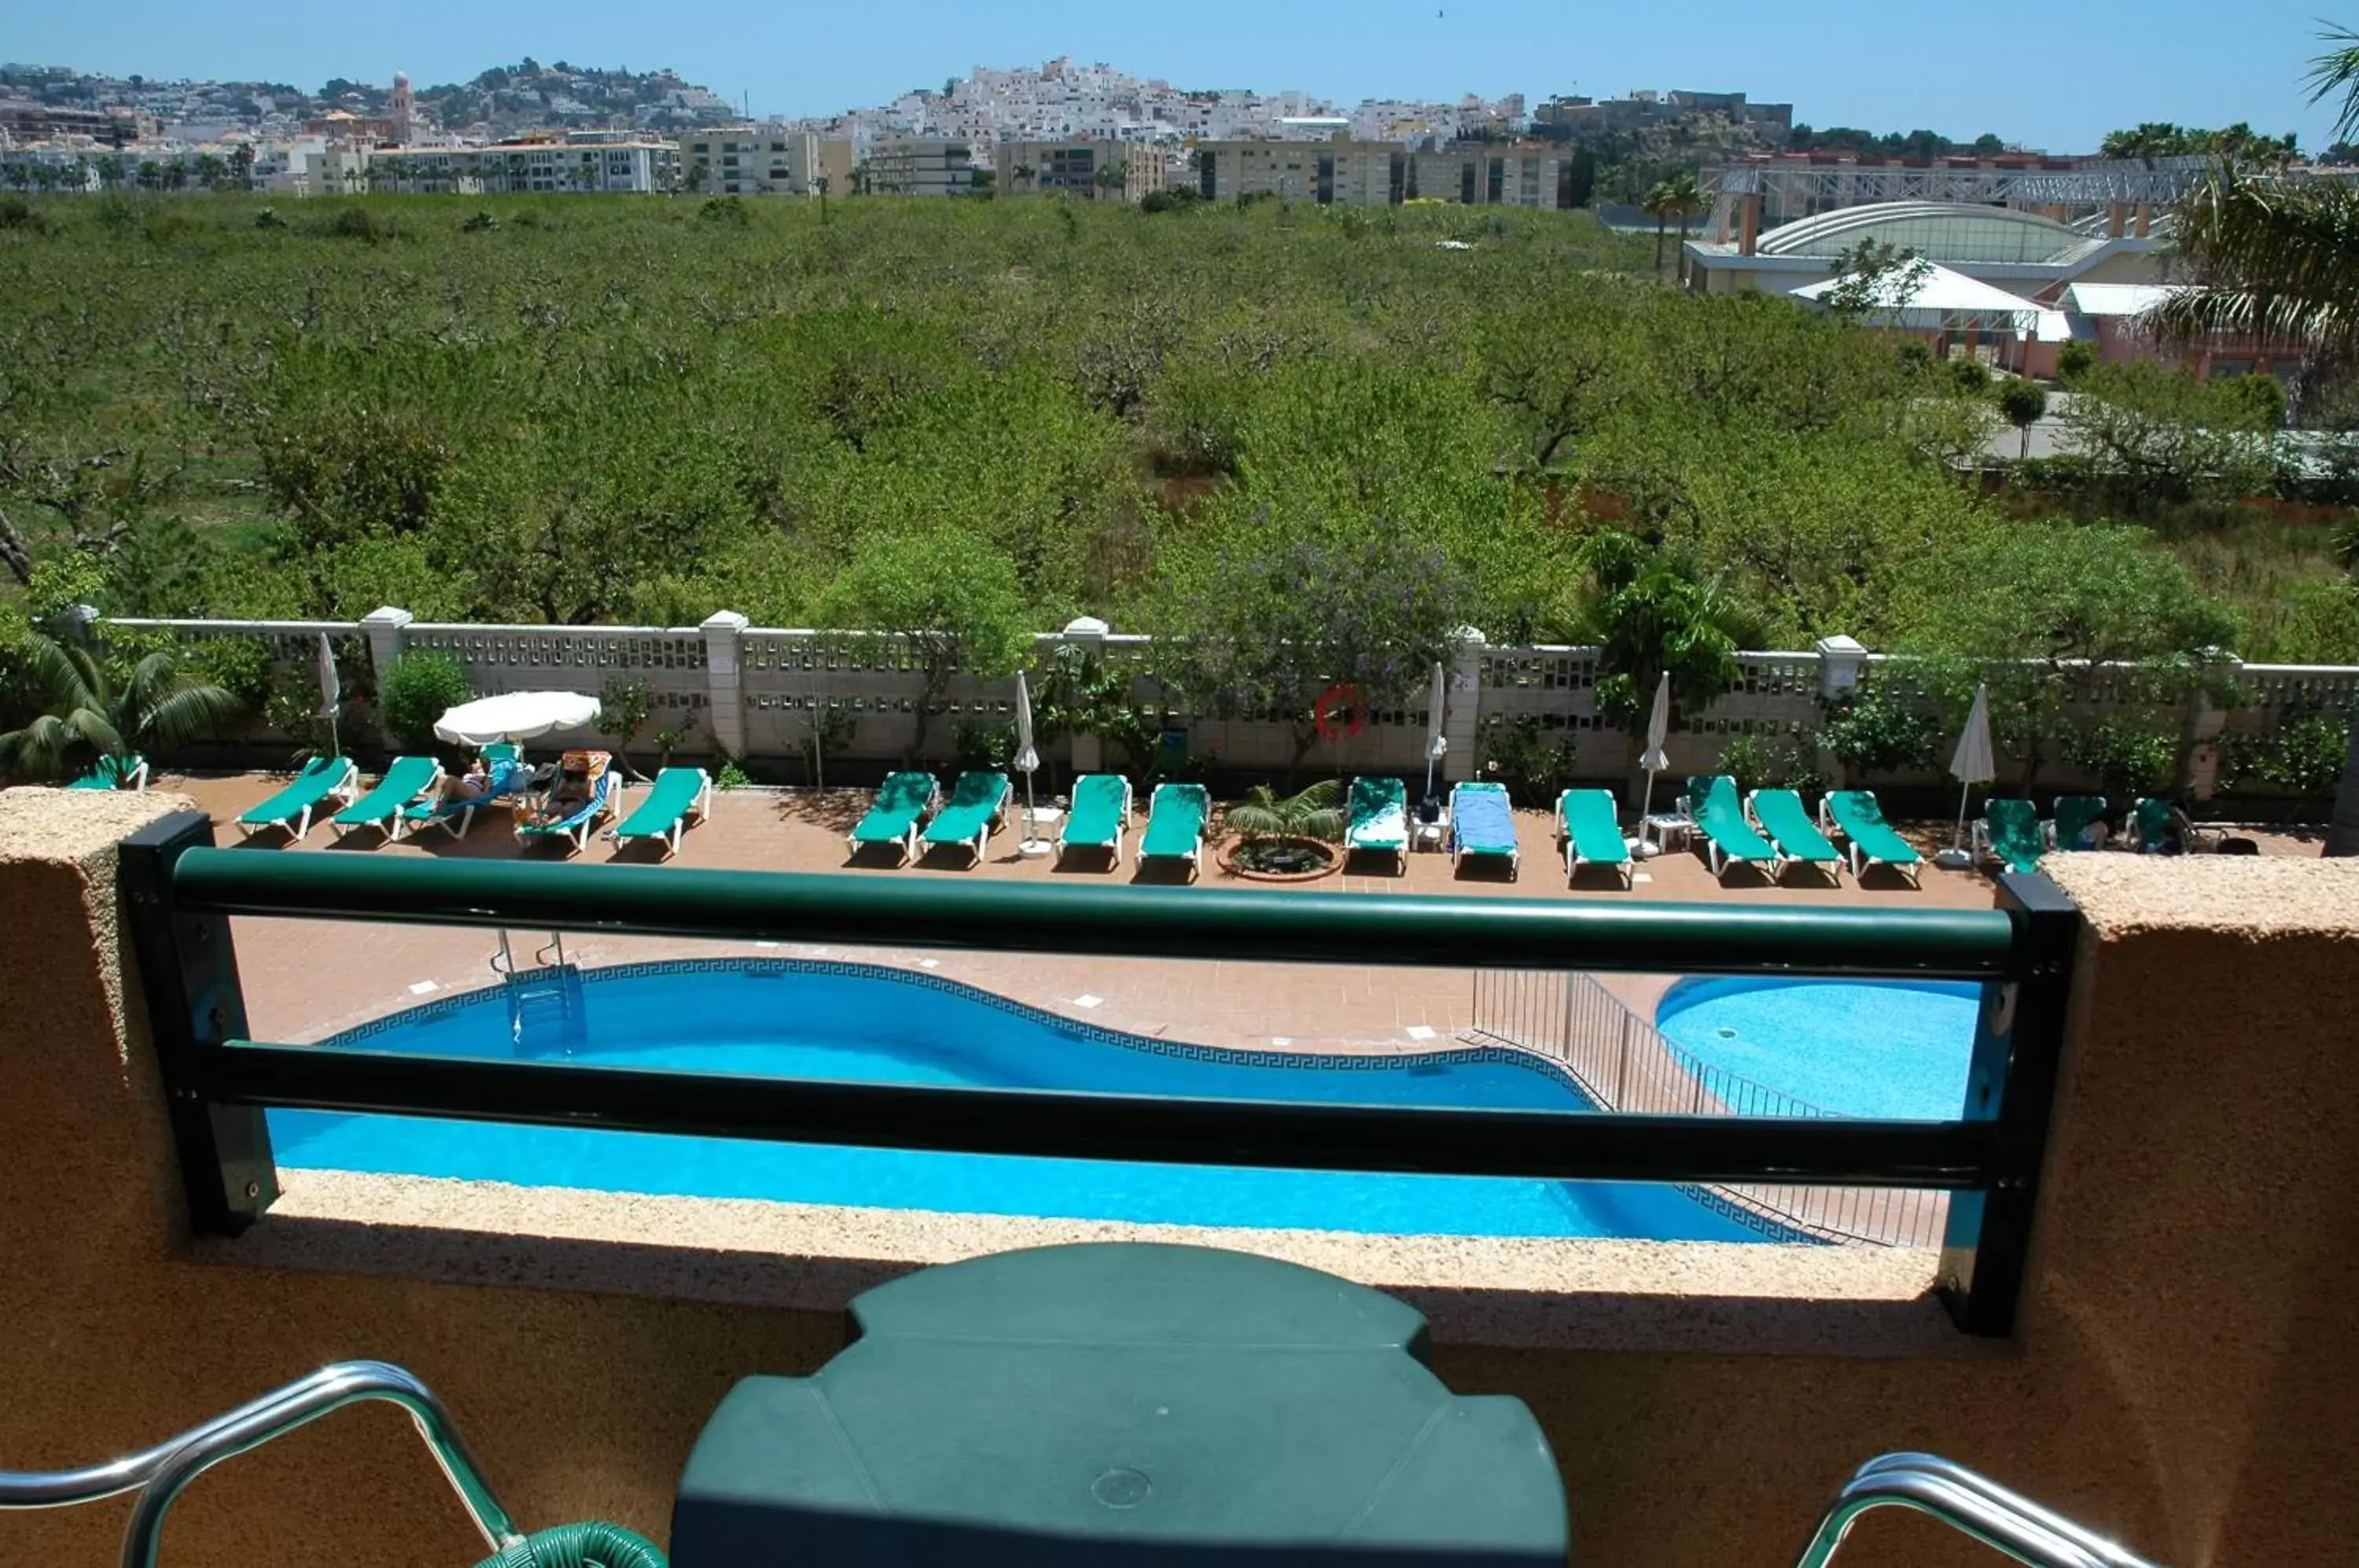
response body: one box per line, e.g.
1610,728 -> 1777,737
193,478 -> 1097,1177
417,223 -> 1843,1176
432,690 -> 600,748
1632,671 -> 1673,858
1421,662 -> 1448,807
1938,683 -> 1996,869
314,633 -> 341,757
1014,669 -> 1045,856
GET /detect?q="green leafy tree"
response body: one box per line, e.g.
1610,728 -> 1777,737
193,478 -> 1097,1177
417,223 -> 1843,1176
377,650 -> 472,755
816,528 -> 1030,762
1996,376 -> 2048,458
1155,529 -> 1471,778
0,635 -> 241,782
1893,523 -> 2236,790
1577,531 -> 1766,733
2055,361 -> 2280,516
1821,239 -> 1933,327
597,678 -> 653,779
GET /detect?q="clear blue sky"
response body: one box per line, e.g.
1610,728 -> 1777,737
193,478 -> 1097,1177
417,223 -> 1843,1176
10,0 -> 2351,153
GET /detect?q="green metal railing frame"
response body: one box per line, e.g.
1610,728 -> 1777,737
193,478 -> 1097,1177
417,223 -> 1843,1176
118,811 -> 2080,1336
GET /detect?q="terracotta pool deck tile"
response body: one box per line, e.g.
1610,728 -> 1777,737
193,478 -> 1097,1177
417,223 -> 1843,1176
147,769 -> 2307,1055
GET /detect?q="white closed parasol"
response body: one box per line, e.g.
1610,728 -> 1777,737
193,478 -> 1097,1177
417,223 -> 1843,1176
433,690 -> 601,747
1014,668 -> 1046,856
1937,683 -> 1996,869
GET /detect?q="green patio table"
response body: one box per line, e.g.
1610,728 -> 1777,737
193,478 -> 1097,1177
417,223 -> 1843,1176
670,1242 -> 1567,1566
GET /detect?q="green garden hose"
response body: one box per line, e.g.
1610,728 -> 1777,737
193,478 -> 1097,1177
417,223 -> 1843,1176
470,1520 -> 668,1568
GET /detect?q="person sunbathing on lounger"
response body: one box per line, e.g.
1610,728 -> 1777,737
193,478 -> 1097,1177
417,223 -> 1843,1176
522,759 -> 594,826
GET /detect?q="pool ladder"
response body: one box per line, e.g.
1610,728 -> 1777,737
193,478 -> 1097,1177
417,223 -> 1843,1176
0,1360 -> 2163,1568
493,930 -> 584,1055
1795,1452 -> 2162,1568
490,929 -> 570,976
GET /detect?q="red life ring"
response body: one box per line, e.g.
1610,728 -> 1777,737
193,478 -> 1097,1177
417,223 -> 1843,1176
1314,683 -> 1368,743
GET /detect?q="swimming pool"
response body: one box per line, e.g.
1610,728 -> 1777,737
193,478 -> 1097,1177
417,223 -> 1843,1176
270,959 -> 1766,1242
1653,977 -> 1982,1121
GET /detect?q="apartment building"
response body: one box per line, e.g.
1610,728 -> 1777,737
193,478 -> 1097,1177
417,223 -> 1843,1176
680,129 -> 853,196
1194,133 -> 1406,206
995,139 -> 1165,201
367,140 -> 679,195
866,136 -> 972,196
1409,146 -> 1568,208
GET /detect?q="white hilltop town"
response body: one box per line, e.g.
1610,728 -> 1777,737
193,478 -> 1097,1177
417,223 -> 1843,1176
0,54 -> 1591,204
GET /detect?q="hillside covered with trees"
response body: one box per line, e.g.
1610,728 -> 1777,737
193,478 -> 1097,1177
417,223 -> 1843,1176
0,193 -> 2353,683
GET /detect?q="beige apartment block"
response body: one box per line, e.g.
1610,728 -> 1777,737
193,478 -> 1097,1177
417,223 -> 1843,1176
1408,145 -> 1566,208
680,129 -> 852,197
863,137 -> 973,197
1194,131 -> 1408,206
995,139 -> 1167,201
368,141 -> 679,195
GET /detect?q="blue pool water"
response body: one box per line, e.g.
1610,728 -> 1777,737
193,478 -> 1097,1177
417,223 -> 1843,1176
270,960 -> 1763,1242
1653,978 -> 1982,1121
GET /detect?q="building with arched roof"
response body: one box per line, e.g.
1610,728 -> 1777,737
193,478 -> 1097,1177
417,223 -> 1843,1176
1683,199 -> 2170,304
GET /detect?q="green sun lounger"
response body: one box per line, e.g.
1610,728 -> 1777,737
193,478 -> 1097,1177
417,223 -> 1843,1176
848,771 -> 940,866
1056,773 -> 1132,867
1686,775 -> 1780,882
1748,788 -> 1844,884
1974,797 -> 2046,874
1345,776 -> 1409,874
66,754 -> 148,792
1139,782 -> 1210,878
1818,790 -> 1922,885
609,766 -> 712,859
2050,794 -> 2109,851
236,756 -> 359,841
329,756 -> 446,841
1449,781 -> 1519,878
921,771 -> 1010,866
1555,788 -> 1632,888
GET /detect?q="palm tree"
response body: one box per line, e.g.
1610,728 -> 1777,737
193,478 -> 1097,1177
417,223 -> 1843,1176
1224,779 -> 1347,846
0,637 -> 242,784
1013,161 -> 1035,193
1658,172 -> 1709,285
1642,180 -> 1677,280
813,173 -> 830,223
2150,28 -> 2359,852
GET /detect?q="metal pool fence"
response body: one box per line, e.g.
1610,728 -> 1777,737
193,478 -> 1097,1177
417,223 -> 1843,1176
1467,970 -> 1950,1246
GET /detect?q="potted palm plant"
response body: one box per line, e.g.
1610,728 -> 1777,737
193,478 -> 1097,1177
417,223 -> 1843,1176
1221,779 -> 1346,878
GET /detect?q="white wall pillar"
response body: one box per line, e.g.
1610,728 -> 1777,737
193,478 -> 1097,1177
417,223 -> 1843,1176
359,606 -> 413,744
2184,653 -> 2240,801
1445,627 -> 1485,786
1813,635 -> 1867,702
701,611 -> 750,760
1061,616 -> 1109,775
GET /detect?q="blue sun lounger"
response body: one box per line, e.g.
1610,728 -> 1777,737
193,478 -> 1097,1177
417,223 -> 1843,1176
1449,781 -> 1518,878
515,753 -> 619,856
